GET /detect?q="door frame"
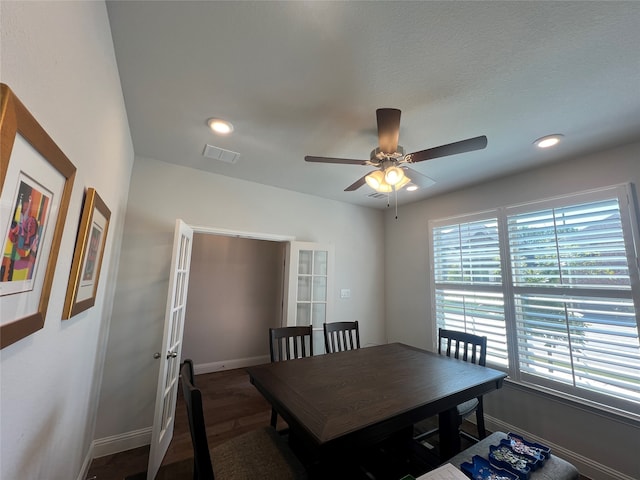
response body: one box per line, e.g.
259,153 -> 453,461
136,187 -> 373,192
190,224 -> 295,243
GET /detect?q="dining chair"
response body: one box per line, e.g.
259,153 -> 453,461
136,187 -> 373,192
180,359 -> 308,480
268,326 -> 313,428
269,326 -> 314,362
323,321 -> 360,353
414,328 -> 488,444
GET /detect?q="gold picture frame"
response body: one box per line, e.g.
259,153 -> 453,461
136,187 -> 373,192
0,83 -> 76,348
63,188 -> 110,319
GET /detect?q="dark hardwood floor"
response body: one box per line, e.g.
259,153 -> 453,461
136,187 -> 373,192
87,367 -> 591,480
87,367 -> 276,480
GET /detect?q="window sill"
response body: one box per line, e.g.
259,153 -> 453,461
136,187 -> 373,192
502,377 -> 640,427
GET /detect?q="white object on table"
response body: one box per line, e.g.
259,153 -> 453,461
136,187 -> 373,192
415,463 -> 469,480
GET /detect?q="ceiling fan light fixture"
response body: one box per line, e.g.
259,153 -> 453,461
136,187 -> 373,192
384,165 -> 405,185
365,170 -> 385,190
207,118 -> 234,135
365,171 -> 395,193
394,175 -> 411,190
376,183 -> 393,193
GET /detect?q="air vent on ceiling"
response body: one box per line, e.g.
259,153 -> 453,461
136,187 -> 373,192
367,192 -> 389,200
203,144 -> 240,164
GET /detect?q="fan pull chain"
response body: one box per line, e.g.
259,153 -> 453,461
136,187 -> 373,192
386,189 -> 399,219
395,188 -> 398,219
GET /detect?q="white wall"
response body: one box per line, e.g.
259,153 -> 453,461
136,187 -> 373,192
0,2 -> 134,479
94,156 -> 386,450
385,141 -> 640,480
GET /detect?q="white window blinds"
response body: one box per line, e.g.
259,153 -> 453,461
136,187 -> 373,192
507,196 -> 640,406
432,218 -> 508,367
431,185 -> 640,416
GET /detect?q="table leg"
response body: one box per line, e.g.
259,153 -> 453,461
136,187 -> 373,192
438,407 -> 461,461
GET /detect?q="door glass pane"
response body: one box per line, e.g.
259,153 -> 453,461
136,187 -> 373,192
296,304 -> 310,326
314,250 -> 328,275
312,276 -> 327,301
297,276 -> 311,301
299,250 -> 312,274
170,310 -> 179,343
312,303 -> 326,328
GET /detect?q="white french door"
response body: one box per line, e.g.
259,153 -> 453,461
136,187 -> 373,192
147,219 -> 193,479
284,241 -> 334,354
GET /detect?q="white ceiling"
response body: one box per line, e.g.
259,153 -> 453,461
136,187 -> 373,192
106,1 -> 640,209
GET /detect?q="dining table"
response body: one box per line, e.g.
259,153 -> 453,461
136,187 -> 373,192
246,342 -> 507,469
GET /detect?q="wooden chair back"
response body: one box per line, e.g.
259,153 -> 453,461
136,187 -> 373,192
180,360 -> 214,480
269,326 -> 313,362
324,321 -> 360,353
438,328 -> 487,366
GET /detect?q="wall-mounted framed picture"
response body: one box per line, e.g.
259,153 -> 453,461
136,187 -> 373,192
62,188 -> 110,319
0,83 -> 76,349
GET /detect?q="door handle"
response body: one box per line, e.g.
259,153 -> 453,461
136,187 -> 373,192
167,351 -> 178,359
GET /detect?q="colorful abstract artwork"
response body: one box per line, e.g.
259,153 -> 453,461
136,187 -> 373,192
1,177 -> 52,292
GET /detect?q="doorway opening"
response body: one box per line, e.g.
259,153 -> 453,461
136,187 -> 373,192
183,229 -> 292,374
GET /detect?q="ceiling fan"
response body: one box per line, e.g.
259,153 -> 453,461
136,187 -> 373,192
305,108 -> 487,194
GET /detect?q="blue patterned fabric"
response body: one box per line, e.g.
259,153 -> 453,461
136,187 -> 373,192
445,432 -> 579,480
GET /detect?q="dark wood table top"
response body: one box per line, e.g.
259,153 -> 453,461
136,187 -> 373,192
246,342 -> 506,453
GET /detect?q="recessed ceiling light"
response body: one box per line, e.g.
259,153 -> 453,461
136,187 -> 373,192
406,184 -> 418,192
207,118 -> 234,135
534,134 -> 563,149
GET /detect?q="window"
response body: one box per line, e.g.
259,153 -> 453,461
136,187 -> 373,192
430,184 -> 640,417
432,216 -> 508,367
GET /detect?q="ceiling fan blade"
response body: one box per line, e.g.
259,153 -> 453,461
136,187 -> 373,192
401,166 -> 436,189
344,174 -> 369,191
407,135 -> 487,163
305,155 -> 369,165
376,108 -> 401,154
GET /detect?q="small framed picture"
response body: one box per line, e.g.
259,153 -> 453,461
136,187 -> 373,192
63,188 -> 110,319
1,83 -> 76,348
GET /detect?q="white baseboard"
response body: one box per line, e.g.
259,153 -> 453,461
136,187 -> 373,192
87,357 -> 265,471
194,355 -> 270,375
485,415 -> 635,480
92,427 -> 152,459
